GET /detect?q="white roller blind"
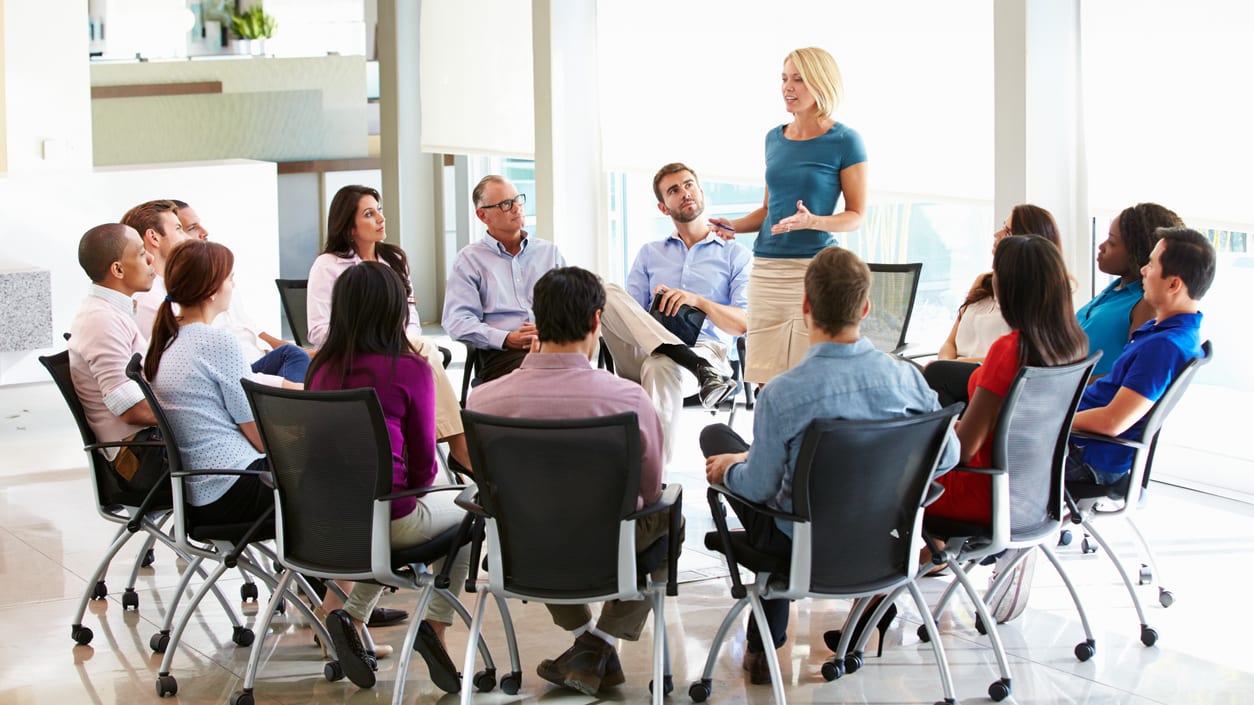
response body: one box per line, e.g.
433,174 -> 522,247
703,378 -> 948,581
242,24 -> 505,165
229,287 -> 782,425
419,0 -> 535,157
1082,1 -> 1254,224
597,0 -> 993,199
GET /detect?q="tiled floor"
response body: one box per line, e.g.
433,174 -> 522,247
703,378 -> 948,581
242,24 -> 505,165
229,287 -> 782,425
3,338 -> 1253,704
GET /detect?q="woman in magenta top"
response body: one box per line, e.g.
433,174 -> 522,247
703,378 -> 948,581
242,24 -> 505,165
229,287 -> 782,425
305,261 -> 467,693
926,236 -> 1088,524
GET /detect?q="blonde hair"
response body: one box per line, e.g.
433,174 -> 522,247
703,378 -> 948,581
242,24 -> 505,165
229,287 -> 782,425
785,47 -> 845,119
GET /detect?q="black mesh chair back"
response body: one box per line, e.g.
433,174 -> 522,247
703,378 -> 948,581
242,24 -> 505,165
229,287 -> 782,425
864,263 -> 922,354
243,381 -> 392,576
39,350 -> 160,509
794,405 -> 964,595
992,354 -> 1099,542
274,278 -> 309,348
461,410 -> 641,600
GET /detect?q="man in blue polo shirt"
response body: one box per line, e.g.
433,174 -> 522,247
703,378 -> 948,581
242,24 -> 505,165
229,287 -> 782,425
1068,227 -> 1215,484
599,162 -> 749,462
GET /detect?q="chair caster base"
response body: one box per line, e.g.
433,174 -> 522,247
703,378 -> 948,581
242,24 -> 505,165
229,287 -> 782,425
473,668 -> 497,692
156,673 -> 178,697
1075,639 -> 1096,661
989,677 -> 1012,701
122,589 -> 139,611
150,631 -> 170,653
1140,625 -> 1158,647
72,624 -> 94,646
649,675 -> 674,696
500,671 -> 522,695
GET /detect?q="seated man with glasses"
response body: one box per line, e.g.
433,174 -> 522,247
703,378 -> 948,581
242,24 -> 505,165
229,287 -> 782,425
442,176 -> 565,383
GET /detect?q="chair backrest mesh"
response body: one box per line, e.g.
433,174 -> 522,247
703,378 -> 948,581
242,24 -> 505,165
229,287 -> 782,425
992,355 -> 1098,539
462,410 -> 641,600
39,351 -> 134,508
793,405 -> 962,594
244,382 -> 392,574
274,279 -> 310,348
865,263 -> 922,352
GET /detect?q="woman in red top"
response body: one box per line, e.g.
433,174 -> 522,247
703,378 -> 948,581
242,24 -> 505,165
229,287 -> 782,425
926,235 -> 1088,523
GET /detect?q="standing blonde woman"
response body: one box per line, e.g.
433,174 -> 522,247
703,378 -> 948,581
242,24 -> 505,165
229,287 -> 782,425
710,47 -> 868,383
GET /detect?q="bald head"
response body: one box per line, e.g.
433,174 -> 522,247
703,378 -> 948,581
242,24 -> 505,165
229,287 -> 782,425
79,223 -> 136,282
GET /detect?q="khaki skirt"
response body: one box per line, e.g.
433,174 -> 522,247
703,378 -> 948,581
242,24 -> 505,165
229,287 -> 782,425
745,257 -> 813,384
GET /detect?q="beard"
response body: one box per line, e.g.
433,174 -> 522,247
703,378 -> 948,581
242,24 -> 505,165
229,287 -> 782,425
668,201 -> 705,224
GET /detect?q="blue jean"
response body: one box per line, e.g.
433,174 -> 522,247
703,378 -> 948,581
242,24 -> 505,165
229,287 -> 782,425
251,344 -> 310,383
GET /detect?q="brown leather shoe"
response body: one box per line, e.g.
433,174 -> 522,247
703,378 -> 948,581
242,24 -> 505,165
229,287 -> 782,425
536,633 -> 616,696
743,649 -> 771,685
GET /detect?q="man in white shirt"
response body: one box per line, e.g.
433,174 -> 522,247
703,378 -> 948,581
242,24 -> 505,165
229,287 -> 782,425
125,199 -> 190,339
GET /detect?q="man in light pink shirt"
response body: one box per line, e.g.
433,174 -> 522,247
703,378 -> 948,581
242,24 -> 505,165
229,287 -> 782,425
67,223 -> 165,493
468,266 -> 677,697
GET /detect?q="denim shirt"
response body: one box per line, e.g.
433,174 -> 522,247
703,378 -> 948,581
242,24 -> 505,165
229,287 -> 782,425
724,338 -> 959,535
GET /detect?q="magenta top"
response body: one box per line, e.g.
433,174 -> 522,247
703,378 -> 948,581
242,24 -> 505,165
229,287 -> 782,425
308,352 -> 437,520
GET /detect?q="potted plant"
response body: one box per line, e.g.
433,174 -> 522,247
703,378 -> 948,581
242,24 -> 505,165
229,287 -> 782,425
229,5 -> 277,55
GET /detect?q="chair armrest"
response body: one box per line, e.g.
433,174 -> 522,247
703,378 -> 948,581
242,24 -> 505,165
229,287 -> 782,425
625,483 -> 682,520
85,440 -> 165,452
945,465 -> 1006,477
1069,430 -> 1148,451
453,485 -> 486,517
378,483 -> 468,503
922,481 -> 946,507
706,483 -> 804,523
171,468 -> 270,478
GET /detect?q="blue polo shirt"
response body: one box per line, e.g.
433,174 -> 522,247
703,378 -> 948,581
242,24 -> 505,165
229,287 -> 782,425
1073,311 -> 1203,482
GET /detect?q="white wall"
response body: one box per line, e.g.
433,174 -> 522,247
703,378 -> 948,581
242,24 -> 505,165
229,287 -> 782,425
0,159 -> 281,384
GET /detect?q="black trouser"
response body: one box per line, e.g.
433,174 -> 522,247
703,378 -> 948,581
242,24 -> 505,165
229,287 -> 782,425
475,348 -> 530,384
700,423 -> 791,653
185,458 -> 272,527
923,360 -> 979,408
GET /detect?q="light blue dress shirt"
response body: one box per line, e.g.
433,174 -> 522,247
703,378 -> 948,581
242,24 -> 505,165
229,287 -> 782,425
442,232 -> 566,350
724,338 -> 960,535
624,231 -> 751,351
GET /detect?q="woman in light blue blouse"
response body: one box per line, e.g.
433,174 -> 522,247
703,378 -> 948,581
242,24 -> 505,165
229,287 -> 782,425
710,47 -> 868,384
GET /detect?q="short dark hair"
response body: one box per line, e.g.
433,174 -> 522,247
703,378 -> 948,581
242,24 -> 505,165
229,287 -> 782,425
804,247 -> 871,335
120,199 -> 179,238
472,175 -> 508,208
78,223 -> 134,283
532,267 -> 605,344
652,162 -> 698,203
1156,227 -> 1216,300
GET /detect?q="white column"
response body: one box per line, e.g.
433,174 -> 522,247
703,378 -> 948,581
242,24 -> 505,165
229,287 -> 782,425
376,0 -> 442,321
531,0 -> 607,273
993,0 -> 1090,288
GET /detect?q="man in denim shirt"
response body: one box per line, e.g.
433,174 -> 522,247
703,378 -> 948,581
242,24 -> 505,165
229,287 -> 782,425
701,247 -> 958,684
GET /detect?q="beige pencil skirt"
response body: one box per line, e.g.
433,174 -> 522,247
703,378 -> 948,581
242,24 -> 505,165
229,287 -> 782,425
744,257 -> 813,384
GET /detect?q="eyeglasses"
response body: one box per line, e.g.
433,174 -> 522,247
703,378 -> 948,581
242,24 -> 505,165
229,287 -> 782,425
479,193 -> 527,211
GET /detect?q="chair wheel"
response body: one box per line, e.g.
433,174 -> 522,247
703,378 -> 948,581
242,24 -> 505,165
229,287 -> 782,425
232,626 -> 255,647
273,598 -> 286,615
1140,625 -> 1158,647
1081,538 -> 1097,554
844,652 -> 863,674
649,675 -> 674,696
975,615 -> 987,635
92,580 -> 107,600
474,668 -> 496,692
917,623 -> 931,643
1159,588 -> 1174,608
156,674 -> 178,697
141,548 -> 156,568
988,678 -> 1011,701
1058,529 -> 1072,546
230,690 -> 254,705
821,659 -> 844,681
1074,639 -> 1096,662
325,661 -> 344,682
122,589 -> 139,611
501,672 -> 522,695
688,679 -> 712,702
150,631 -> 170,653
72,624 -> 94,646
240,582 -> 259,602
1139,565 -> 1152,585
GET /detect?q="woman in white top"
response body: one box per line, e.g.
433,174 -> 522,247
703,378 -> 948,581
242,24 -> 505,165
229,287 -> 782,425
926,204 -> 1062,405
307,185 -> 472,471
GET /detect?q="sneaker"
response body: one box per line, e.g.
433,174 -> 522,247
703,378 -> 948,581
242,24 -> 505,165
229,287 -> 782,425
988,548 -> 1036,624
698,366 -> 736,409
